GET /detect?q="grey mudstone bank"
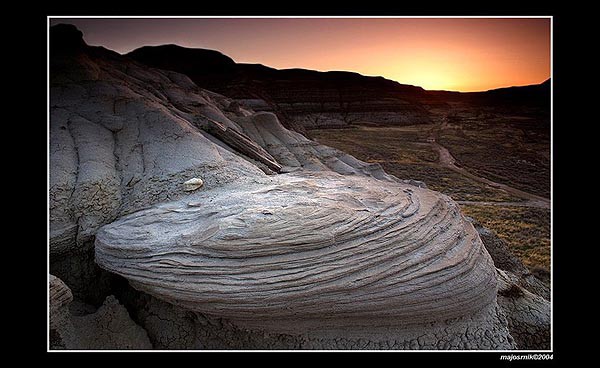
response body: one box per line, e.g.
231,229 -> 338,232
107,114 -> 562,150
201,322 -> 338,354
49,24 -> 549,350
50,274 -> 152,349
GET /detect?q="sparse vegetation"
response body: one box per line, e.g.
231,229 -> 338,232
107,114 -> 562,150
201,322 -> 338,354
438,109 -> 550,199
310,125 -> 521,202
310,114 -> 550,274
460,205 -> 550,273
310,125 -> 437,164
381,163 -> 518,202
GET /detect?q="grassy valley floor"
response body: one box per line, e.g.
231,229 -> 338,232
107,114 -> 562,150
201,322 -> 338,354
310,119 -> 550,277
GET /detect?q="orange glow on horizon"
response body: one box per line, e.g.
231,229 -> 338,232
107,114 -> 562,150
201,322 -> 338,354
52,18 -> 551,92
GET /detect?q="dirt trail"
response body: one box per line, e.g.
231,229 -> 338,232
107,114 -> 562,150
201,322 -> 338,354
429,119 -> 550,210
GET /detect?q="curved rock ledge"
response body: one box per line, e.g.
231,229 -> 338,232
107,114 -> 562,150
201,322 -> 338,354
96,172 -> 500,338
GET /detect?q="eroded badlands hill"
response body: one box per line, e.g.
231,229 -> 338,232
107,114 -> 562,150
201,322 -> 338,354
127,45 -> 434,131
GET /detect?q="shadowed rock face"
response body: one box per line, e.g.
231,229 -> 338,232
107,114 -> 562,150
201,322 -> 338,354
468,218 -> 550,349
50,24 -> 531,349
497,270 -> 550,349
50,274 -> 152,349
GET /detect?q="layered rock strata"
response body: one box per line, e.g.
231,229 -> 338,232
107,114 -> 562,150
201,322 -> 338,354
49,24 -> 543,349
95,172 -> 513,347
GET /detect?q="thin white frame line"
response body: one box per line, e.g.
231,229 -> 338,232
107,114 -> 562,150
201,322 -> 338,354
47,15 -> 553,353
47,15 -> 52,353
549,15 -> 554,352
49,16 -> 553,18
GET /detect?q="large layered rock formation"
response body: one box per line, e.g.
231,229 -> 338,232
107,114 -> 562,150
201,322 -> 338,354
49,24 -> 547,349
96,173 -> 500,338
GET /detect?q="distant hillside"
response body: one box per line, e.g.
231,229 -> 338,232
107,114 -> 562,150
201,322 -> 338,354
127,45 -> 426,97
127,45 -> 433,132
426,79 -> 550,108
128,45 -> 550,131
476,79 -> 550,107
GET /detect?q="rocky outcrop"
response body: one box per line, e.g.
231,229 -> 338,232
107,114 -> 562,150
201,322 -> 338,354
96,173 -> 500,331
50,274 -> 74,349
50,274 -> 73,317
233,111 -> 399,180
497,270 -> 550,349
118,285 -> 514,350
50,25 -> 265,296
49,274 -> 152,349
204,117 -> 282,173
50,24 -> 546,350
49,25 -> 403,285
119,289 -> 199,349
468,218 -> 550,349
470,217 -> 549,301
68,295 -> 152,349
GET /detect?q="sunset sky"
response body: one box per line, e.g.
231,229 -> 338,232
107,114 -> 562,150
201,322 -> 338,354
51,18 -> 551,92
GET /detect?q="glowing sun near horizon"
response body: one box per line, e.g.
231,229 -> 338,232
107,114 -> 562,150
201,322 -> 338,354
50,17 -> 551,92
